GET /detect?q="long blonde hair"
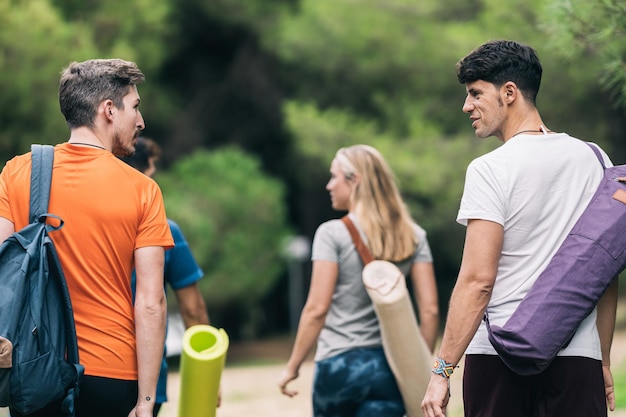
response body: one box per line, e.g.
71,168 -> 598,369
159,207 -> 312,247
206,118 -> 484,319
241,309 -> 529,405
334,144 -> 418,262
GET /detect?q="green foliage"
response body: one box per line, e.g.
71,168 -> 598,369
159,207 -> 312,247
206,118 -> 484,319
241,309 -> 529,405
284,101 -> 389,169
178,0 -> 294,33
283,99 -> 497,293
273,0 -> 623,297
542,0 -> 626,108
0,0 -> 97,162
264,0 -> 557,134
48,0 -> 175,138
283,99 -> 494,200
90,0 -> 172,73
264,0 -> 472,133
2,0 -> 625,336
156,148 -> 292,335
614,361 -> 626,409
49,0 -> 172,73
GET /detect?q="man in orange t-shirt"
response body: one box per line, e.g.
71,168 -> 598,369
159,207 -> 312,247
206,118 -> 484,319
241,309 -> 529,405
0,59 -> 174,417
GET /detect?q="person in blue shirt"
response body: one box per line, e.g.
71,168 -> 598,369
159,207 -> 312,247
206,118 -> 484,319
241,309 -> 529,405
121,137 -> 213,417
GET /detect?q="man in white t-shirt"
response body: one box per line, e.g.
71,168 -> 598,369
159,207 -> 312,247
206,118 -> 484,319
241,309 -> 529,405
421,40 -> 618,417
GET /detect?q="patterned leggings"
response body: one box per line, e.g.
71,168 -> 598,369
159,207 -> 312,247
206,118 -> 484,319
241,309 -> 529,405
312,347 -> 404,417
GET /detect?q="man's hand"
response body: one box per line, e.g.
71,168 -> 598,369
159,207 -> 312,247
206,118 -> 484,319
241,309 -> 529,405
603,364 -> 615,411
421,373 -> 450,417
127,402 -> 153,417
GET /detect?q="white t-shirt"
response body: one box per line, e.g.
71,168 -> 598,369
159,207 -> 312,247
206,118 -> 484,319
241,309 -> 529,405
457,133 -> 611,359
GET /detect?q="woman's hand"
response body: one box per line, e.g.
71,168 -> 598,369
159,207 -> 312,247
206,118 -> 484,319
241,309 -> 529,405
278,368 -> 300,398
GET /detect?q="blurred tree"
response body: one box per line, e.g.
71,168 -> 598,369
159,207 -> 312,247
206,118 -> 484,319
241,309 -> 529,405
0,0 -> 97,162
542,0 -> 626,108
2,0 -> 625,337
155,147 -> 292,339
266,0 -> 625,316
282,99 -> 496,311
147,0 -> 297,178
541,0 -> 626,161
50,0 -> 172,73
48,0 -> 177,157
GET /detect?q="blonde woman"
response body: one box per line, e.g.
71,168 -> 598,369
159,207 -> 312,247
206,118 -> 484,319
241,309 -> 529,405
278,144 -> 439,417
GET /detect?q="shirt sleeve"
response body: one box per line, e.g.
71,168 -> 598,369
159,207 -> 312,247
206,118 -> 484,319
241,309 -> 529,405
135,180 -> 174,250
412,223 -> 433,263
457,157 -> 507,227
311,220 -> 341,263
0,161 -> 13,222
165,220 -> 204,290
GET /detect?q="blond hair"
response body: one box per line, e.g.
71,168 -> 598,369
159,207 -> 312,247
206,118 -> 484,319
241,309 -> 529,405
334,144 -> 417,261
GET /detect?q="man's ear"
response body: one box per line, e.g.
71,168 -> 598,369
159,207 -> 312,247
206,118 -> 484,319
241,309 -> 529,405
503,81 -> 518,104
102,100 -> 115,120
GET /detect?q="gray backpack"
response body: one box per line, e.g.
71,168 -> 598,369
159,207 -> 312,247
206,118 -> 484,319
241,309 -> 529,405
0,145 -> 83,416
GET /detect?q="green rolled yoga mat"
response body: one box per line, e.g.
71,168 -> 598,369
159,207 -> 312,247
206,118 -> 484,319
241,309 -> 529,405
178,325 -> 229,417
362,260 -> 433,417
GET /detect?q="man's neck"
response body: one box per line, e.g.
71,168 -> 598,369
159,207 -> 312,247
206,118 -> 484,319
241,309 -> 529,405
502,111 -> 547,142
68,128 -> 110,151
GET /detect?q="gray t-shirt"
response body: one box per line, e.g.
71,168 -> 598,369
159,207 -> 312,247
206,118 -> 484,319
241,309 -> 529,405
312,214 -> 433,361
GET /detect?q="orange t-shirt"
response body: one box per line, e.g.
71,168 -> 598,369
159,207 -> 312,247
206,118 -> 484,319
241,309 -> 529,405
0,143 -> 174,380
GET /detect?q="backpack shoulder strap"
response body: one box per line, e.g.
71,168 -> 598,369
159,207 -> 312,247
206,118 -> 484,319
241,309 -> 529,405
29,144 -> 54,223
585,142 -> 606,169
30,145 -> 83,415
341,215 -> 375,265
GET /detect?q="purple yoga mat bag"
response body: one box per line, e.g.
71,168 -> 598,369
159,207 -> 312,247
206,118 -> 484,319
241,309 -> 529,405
486,142 -> 626,375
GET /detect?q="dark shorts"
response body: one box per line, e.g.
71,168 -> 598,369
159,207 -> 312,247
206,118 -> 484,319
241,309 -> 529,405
463,355 -> 606,417
312,347 -> 404,417
10,375 -> 138,417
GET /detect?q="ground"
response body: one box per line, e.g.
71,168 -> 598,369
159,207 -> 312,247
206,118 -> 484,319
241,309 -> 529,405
3,310 -> 626,417
157,330 -> 626,417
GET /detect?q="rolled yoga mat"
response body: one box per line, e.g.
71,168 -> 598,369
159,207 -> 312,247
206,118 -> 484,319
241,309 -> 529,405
362,260 -> 433,417
178,325 -> 229,417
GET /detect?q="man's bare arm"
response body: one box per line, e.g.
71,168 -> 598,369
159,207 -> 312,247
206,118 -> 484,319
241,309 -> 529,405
132,246 -> 167,417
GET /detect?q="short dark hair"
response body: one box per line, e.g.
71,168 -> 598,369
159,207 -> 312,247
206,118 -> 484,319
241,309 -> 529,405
59,59 -> 145,129
456,40 -> 542,104
120,137 -> 161,173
